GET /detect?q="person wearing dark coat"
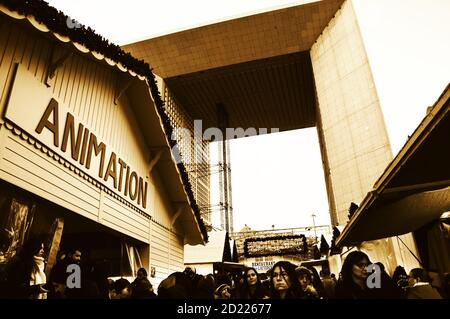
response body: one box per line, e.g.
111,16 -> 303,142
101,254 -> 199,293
193,274 -> 215,299
5,236 -> 49,299
335,251 -> 376,299
306,266 -> 326,298
237,267 -> 269,299
269,261 -> 305,299
392,265 -> 409,292
335,251 -> 402,299
48,245 -> 82,299
406,268 -> 442,299
131,268 -> 156,299
320,268 -> 336,299
157,272 -> 192,299
374,262 -> 404,299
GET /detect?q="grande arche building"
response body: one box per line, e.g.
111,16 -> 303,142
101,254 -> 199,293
123,0 -> 421,273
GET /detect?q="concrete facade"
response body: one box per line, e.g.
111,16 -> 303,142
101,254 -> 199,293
311,0 -> 393,225
124,0 -> 394,231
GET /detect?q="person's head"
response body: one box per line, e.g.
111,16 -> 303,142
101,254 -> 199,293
137,268 -> 147,279
269,261 -> 300,298
341,251 -> 371,284
114,278 -> 131,299
108,278 -> 115,289
306,266 -> 323,288
214,283 -> 232,299
184,266 -> 196,280
18,236 -> 47,262
393,266 -> 407,278
36,242 -> 45,258
67,248 -> 82,264
392,265 -> 407,281
296,266 -> 313,290
244,267 -> 259,287
392,266 -> 408,288
158,272 -> 191,299
408,268 -> 429,287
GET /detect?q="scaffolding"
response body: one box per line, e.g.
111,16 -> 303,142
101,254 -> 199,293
217,103 -> 234,234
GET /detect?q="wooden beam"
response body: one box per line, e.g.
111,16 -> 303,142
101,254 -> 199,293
171,202 -> 187,228
148,148 -> 166,174
45,44 -> 72,87
114,76 -> 134,105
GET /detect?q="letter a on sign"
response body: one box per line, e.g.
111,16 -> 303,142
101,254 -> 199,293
66,264 -> 81,288
36,98 -> 60,147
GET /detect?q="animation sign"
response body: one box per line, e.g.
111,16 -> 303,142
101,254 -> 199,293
5,66 -> 148,209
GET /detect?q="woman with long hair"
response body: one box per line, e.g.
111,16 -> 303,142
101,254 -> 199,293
335,251 -> 374,299
237,267 -> 269,299
269,261 -> 304,299
6,235 -> 49,299
335,251 -> 401,299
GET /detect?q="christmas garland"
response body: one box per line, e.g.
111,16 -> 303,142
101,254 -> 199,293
0,0 -> 208,242
244,234 -> 308,258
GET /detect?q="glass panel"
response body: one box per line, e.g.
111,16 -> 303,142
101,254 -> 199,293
0,198 -> 35,265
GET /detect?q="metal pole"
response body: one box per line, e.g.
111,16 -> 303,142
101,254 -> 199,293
312,213 -> 317,242
217,103 -> 230,233
226,138 -> 233,233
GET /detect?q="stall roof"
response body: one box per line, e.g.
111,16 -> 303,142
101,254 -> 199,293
337,84 -> 450,246
0,2 -> 207,244
184,230 -> 231,264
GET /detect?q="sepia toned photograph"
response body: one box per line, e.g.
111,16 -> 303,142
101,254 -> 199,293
0,0 -> 448,307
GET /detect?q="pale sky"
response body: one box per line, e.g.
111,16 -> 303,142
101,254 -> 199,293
46,0 -> 450,232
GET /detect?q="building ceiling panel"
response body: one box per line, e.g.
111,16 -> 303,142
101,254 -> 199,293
165,51 -> 317,133
123,0 -> 344,77
122,0 -> 344,134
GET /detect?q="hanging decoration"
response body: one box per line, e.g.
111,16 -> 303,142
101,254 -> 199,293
243,234 -> 308,258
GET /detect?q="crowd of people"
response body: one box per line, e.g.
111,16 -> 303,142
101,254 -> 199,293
0,237 -> 448,299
